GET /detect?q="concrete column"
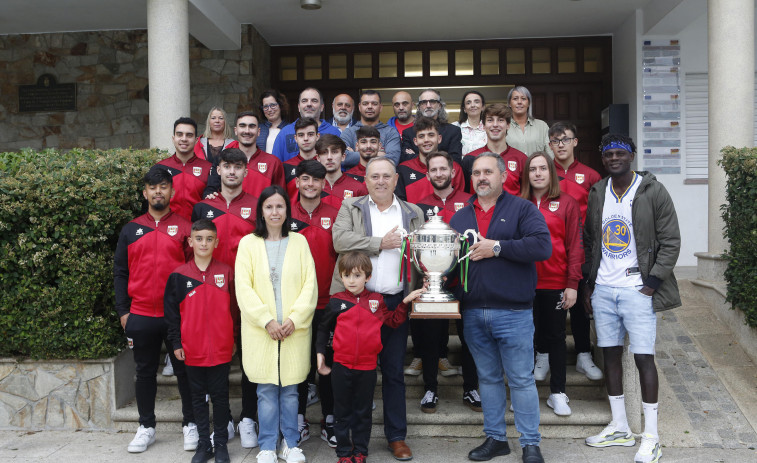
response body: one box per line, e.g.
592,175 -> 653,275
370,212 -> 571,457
706,0 -> 754,256
147,0 -> 191,150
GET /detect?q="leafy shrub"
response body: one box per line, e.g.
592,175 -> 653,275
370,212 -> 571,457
0,148 -> 164,358
719,147 -> 757,327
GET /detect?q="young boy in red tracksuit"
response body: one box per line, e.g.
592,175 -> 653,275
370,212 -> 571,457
165,218 -> 238,463
316,251 -> 425,463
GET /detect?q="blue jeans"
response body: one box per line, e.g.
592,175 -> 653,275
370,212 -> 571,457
257,383 -> 299,451
378,292 -> 408,442
463,307 -> 541,447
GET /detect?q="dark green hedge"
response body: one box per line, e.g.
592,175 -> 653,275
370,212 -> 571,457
719,147 -> 757,327
0,148 -> 164,358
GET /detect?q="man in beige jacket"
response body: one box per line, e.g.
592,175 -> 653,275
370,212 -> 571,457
330,157 -> 423,461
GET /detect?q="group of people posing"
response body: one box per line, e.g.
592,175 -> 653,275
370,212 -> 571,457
114,85 -> 681,463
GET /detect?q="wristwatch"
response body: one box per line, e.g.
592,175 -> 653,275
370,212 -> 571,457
492,241 -> 501,257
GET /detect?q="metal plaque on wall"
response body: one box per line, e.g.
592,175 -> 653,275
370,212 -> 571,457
18,74 -> 77,113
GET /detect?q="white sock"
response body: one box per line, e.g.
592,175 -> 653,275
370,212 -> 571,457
298,414 -> 305,426
608,395 -> 629,430
325,414 -> 334,424
643,402 -> 659,438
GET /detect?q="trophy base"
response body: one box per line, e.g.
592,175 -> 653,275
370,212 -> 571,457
411,301 -> 461,319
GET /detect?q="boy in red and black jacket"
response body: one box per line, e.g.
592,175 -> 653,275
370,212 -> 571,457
316,252 -> 424,463
165,218 -> 238,463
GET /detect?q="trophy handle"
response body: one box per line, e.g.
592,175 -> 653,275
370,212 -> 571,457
462,229 -> 478,244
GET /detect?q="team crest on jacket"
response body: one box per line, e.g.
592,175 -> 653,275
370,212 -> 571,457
240,207 -> 251,219
320,217 -> 331,229
343,190 -> 353,199
575,173 -> 585,184
214,274 -> 225,288
549,201 -> 560,212
258,162 -> 267,173
369,299 -> 379,313
167,225 -> 178,236
454,202 -> 465,211
192,166 -> 202,177
507,161 -> 517,172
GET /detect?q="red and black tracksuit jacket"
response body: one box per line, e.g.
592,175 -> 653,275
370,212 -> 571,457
416,189 -> 473,224
283,154 -> 310,201
322,174 -> 368,210
463,145 -> 527,196
191,192 -> 258,270
114,210 -> 192,318
193,138 -> 239,161
316,290 -> 409,370
291,200 -> 339,310
203,148 -> 286,199
531,193 -> 584,290
554,159 -> 601,225
396,156 -> 465,204
154,154 -> 212,221
164,259 -> 238,367
345,163 -> 366,183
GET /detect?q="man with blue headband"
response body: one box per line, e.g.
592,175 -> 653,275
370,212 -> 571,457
582,134 -> 681,463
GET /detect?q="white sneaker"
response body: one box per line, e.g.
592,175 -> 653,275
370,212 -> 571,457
162,353 -> 174,376
256,449 -> 278,463
585,421 -> 636,447
306,382 -> 319,406
438,358 -> 460,377
547,392 -> 572,416
210,419 -> 235,446
634,433 -> 662,463
127,425 -> 155,453
404,358 -> 422,375
238,417 -> 259,448
183,422 -> 199,451
533,352 -> 549,381
278,439 -> 307,463
576,352 -> 604,380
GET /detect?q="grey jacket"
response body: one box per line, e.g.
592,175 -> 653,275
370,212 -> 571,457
340,121 -> 401,168
584,171 -> 682,311
330,194 -> 424,296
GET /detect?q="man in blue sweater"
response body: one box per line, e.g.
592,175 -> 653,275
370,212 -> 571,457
271,87 -> 341,162
449,153 -> 551,463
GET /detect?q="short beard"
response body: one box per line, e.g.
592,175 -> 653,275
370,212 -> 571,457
151,200 -> 168,211
334,112 -> 353,124
431,177 -> 452,191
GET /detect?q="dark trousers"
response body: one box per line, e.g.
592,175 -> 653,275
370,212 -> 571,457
411,318 -> 479,393
125,313 -> 193,428
415,319 -> 446,393
378,292 -> 407,442
298,310 -> 334,419
186,363 -> 231,446
533,289 -> 568,393
239,344 -> 258,421
455,317 -> 479,392
331,362 -> 376,457
570,281 -> 592,353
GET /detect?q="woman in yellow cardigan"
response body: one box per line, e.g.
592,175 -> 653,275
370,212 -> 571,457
235,185 -> 317,463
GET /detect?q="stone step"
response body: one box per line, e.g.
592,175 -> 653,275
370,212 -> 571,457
113,395 -> 610,438
376,370 -> 605,401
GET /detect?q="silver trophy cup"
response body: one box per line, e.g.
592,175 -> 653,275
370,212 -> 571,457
407,209 -> 477,317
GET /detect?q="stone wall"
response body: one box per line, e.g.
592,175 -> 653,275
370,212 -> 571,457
0,350 -> 135,430
0,25 -> 270,152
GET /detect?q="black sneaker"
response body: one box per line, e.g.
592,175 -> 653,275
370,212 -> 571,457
320,420 -> 337,448
421,390 -> 438,413
190,442 -> 213,463
214,443 -> 230,463
463,389 -> 483,412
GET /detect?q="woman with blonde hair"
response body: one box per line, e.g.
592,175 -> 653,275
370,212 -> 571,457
520,151 -> 583,417
235,185 -> 317,463
194,106 -> 237,164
